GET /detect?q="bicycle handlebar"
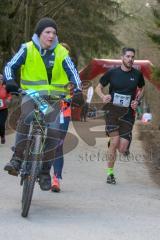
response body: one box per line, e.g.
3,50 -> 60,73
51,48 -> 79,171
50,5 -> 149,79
18,89 -> 70,115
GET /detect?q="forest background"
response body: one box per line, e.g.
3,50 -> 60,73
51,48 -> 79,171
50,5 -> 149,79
0,0 -> 160,125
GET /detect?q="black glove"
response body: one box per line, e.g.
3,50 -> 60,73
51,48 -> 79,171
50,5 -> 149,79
72,90 -> 84,107
6,80 -> 19,94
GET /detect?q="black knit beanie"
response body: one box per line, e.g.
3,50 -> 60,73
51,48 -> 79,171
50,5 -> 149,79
35,17 -> 57,36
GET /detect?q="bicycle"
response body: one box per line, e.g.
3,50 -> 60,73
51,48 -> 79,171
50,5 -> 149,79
19,89 -> 66,217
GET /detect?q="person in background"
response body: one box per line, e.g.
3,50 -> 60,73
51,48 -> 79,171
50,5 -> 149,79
80,101 -> 88,122
0,74 -> 12,144
51,42 -> 72,192
51,98 -> 71,192
80,84 -> 94,122
51,42 -> 85,192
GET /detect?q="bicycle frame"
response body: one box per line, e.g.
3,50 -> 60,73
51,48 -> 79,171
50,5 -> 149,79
18,89 -> 71,217
20,93 -> 58,217
20,105 -> 47,184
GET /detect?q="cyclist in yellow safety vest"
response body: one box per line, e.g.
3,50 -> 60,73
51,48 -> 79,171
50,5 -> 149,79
3,18 -> 82,191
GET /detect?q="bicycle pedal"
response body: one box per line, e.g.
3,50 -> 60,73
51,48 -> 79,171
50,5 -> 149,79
8,170 -> 19,176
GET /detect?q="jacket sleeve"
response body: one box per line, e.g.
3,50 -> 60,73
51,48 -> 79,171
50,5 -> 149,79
62,56 -> 82,91
3,44 -> 27,83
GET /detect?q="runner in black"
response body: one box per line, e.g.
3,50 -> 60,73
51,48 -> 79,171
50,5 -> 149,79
96,47 -> 145,184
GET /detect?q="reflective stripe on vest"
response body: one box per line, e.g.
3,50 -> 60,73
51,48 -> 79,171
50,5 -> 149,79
20,41 -> 70,97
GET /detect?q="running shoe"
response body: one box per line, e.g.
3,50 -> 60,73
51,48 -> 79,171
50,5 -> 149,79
51,175 -> 60,192
106,174 -> 116,184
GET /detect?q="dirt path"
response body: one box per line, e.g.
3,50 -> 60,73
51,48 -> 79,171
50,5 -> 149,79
0,119 -> 160,240
137,121 -> 160,185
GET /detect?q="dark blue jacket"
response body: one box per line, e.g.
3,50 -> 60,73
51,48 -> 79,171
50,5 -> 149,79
3,34 -> 82,92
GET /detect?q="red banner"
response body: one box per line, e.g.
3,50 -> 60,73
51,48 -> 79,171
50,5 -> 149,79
79,58 -> 160,90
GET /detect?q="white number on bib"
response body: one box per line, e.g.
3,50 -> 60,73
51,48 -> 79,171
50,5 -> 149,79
113,93 -> 131,107
0,99 -> 4,107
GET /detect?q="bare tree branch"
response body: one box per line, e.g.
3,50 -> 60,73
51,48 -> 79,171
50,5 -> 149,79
52,0 -> 75,18
9,0 -> 23,18
41,0 -> 69,18
36,0 -> 49,10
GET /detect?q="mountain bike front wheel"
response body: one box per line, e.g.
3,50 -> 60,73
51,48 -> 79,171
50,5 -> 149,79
21,133 -> 43,217
21,159 -> 40,217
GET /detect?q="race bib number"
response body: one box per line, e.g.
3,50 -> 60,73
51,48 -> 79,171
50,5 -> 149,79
0,99 -> 4,107
113,93 -> 131,107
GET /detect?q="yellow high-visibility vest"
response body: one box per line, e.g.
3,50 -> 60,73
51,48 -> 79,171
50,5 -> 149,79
21,41 -> 70,96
